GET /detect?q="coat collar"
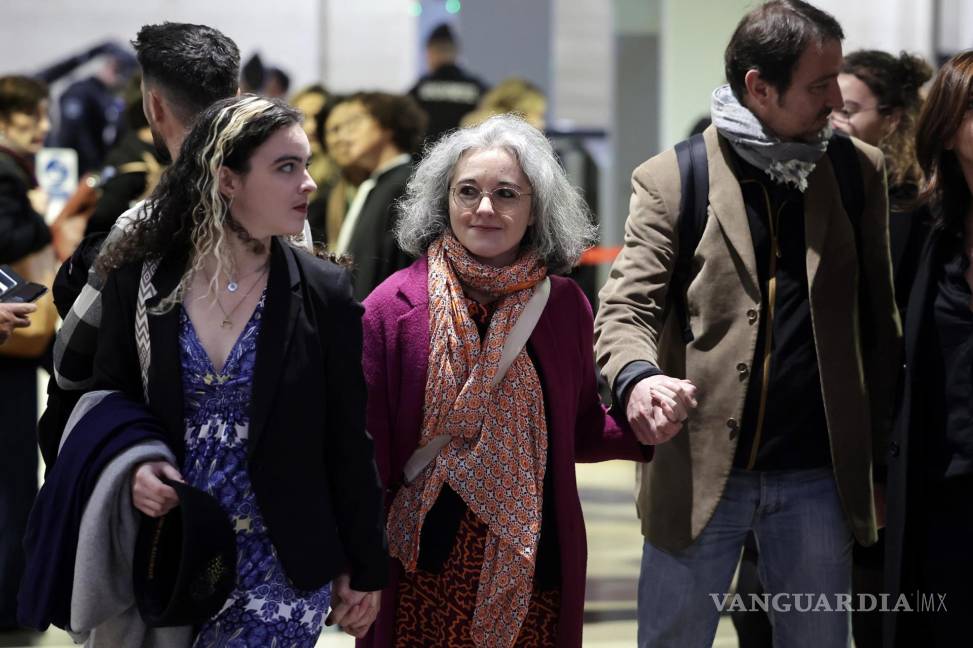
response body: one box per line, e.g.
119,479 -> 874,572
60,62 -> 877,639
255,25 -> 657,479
706,127 -> 759,296
144,237 -> 302,458
396,254 -> 431,307
904,226 -> 942,363
145,248 -> 189,451
248,238 -> 301,456
802,153 -> 839,293
706,125 -> 846,297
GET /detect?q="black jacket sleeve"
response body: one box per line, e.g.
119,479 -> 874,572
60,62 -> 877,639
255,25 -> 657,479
0,175 -> 51,264
91,266 -> 141,399
323,268 -> 388,591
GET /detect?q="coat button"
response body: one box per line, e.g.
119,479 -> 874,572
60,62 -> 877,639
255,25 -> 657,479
736,362 -> 749,378
746,308 -> 758,324
727,418 -> 739,440
889,441 -> 900,458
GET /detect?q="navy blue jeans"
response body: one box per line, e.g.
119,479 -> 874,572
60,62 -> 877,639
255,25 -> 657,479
637,467 -> 854,648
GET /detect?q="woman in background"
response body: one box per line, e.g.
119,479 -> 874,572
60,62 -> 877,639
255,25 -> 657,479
885,49 -> 973,648
833,49 -> 932,315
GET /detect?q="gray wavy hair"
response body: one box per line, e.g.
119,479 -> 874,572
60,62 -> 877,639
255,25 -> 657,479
395,114 -> 596,274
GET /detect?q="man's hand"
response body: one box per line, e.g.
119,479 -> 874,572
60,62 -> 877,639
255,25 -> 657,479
0,302 -> 36,344
626,375 -> 698,445
131,461 -> 184,517
326,572 -> 381,638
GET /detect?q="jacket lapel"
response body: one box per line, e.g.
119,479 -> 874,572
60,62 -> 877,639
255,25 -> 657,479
248,238 -> 301,457
706,128 -> 759,292
803,155 -> 839,292
146,251 -> 187,450
904,228 -> 939,362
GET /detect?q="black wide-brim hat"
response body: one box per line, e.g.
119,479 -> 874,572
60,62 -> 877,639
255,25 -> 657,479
133,478 -> 237,627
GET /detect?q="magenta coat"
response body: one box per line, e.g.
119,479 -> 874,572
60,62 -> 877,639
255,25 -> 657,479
358,255 -> 650,648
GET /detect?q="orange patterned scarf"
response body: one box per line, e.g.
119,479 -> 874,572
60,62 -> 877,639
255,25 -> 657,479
387,231 -> 549,647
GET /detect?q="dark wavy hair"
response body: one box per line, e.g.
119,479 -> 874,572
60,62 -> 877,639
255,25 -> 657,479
96,95 -> 304,309
132,22 -> 240,123
843,50 -> 932,189
725,0 -> 843,101
320,91 -> 427,156
916,50 -> 973,240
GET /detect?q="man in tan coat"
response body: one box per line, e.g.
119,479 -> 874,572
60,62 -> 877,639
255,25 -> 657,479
594,2 -> 900,646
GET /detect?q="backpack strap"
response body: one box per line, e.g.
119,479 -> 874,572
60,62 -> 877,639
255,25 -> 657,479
135,259 -> 159,403
401,277 -> 551,485
672,132 -> 709,343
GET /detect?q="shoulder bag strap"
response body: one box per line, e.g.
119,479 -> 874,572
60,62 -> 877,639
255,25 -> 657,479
402,277 -> 551,484
672,132 -> 709,343
135,259 -> 159,403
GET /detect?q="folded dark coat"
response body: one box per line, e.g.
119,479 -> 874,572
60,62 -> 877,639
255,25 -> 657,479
18,391 -> 169,631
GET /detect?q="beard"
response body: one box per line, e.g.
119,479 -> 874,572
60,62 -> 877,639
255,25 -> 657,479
150,124 -> 172,164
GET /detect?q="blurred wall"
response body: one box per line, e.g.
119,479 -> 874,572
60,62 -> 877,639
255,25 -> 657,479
458,0 -> 553,96
659,0 -> 752,149
0,0 -> 422,96
323,0 -> 418,93
0,0 -> 322,91
552,0 -> 612,130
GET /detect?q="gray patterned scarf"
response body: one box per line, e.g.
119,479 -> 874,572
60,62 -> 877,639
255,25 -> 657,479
710,84 -> 830,192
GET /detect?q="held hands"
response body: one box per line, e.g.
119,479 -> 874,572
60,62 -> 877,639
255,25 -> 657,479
626,375 -> 698,445
327,572 -> 381,638
131,460 -> 184,517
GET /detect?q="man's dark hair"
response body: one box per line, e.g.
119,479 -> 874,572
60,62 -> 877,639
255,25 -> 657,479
725,0 -> 843,101
427,23 -> 456,48
131,22 -> 239,122
0,75 -> 48,120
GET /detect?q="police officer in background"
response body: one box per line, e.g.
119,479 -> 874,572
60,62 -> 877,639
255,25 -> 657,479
52,49 -> 136,175
408,23 -> 486,145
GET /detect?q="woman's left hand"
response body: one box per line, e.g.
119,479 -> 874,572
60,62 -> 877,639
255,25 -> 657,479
326,572 -> 381,638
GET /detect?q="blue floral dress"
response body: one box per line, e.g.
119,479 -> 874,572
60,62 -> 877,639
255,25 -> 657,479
178,293 -> 331,648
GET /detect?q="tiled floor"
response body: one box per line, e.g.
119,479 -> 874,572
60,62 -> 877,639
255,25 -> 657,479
5,382 -> 740,647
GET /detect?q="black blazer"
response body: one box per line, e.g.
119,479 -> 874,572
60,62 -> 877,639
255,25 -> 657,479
888,185 -> 930,320
93,237 -> 387,592
884,224 -> 948,647
345,161 -> 414,301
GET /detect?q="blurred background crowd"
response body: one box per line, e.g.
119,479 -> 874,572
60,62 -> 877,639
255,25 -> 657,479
1,1 -> 973,646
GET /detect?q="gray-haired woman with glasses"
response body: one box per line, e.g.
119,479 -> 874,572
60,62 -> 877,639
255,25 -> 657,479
358,114 -> 651,647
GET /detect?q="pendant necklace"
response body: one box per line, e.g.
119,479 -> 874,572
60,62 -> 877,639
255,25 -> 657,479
225,263 -> 267,293
215,264 -> 268,328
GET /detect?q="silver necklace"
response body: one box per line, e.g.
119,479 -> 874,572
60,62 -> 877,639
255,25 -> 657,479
214,265 -> 268,328
225,263 -> 267,293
